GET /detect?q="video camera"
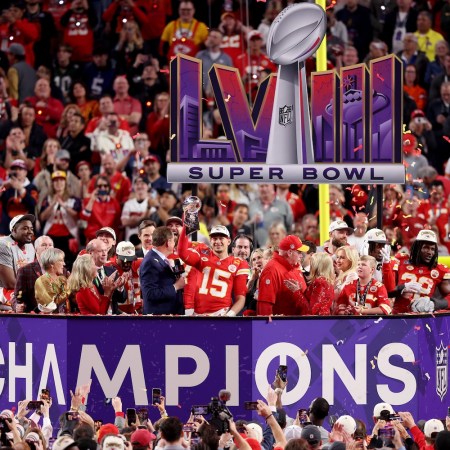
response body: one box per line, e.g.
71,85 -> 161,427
191,393 -> 233,435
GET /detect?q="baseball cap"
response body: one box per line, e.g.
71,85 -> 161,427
56,149 -> 71,160
96,227 -> 117,241
373,402 -> 394,418
7,43 -> 25,56
301,425 -> 321,444
0,410 -> 14,420
329,220 -> 354,235
335,415 -> 357,435
166,216 -> 183,226
98,424 -> 119,444
411,109 -> 425,119
25,432 -> 41,443
9,214 -> 35,232
102,436 -> 124,450
51,171 -> 67,180
116,241 -> 136,262
416,229 -> 437,244
279,235 -> 309,252
52,435 -> 76,450
284,425 -> 303,441
130,429 -> 156,446
143,154 -> 160,164
76,161 -> 91,172
248,30 -> 263,41
221,11 -> 235,20
365,228 -> 388,244
209,225 -> 230,238
10,159 -> 27,170
424,419 -> 444,438
246,423 -> 263,443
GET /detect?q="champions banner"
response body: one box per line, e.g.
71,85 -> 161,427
1,315 -> 448,427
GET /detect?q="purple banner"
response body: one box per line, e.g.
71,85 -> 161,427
0,315 -> 448,430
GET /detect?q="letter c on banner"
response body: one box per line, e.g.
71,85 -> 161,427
255,343 -> 311,405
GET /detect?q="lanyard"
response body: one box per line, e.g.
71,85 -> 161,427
357,278 -> 372,306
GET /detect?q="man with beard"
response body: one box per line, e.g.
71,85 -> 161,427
178,224 -> 249,316
0,214 -> 35,308
322,220 -> 354,255
384,229 -> 450,313
361,228 -> 391,282
231,234 -> 253,262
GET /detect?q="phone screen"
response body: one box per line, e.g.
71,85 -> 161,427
126,408 -> 137,424
152,388 -> 161,405
137,408 -> 148,422
244,401 -> 259,410
277,365 -> 288,382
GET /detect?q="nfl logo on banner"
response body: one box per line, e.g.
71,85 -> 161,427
436,341 -> 448,401
279,106 -> 293,127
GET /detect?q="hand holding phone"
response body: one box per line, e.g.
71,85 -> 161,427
152,388 -> 161,405
244,401 -> 259,410
277,365 -> 287,383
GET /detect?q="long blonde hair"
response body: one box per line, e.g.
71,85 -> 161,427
67,255 -> 95,292
335,246 -> 359,284
310,252 -> 335,284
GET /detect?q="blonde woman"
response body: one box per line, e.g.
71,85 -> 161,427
34,138 -> 61,178
115,21 -> 144,74
56,104 -> 81,139
284,252 -> 335,315
266,222 -> 287,249
67,255 -> 117,315
35,248 -> 68,313
334,246 -> 359,295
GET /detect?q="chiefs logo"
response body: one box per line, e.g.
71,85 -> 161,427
370,286 -> 377,293
406,265 -> 414,271
431,270 -> 439,279
228,264 -> 237,273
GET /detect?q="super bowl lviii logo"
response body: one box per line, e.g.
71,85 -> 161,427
168,3 -> 405,185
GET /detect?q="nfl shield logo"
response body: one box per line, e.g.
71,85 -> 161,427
436,341 -> 448,401
279,105 -> 293,127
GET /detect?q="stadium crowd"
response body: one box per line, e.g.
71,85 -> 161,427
1,0 -> 450,315
0,380 -> 449,450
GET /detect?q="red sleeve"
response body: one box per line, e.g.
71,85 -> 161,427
336,283 -> 351,314
76,288 -> 109,315
177,226 -> 201,268
183,266 -> 198,309
409,426 -> 426,450
309,278 -> 333,316
131,5 -> 150,25
46,98 -> 64,121
15,19 -> 39,42
233,272 -> 249,298
257,301 -> 274,316
375,284 -> 392,315
102,2 -> 120,22
382,260 -> 397,293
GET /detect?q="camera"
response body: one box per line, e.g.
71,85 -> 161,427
191,395 -> 233,435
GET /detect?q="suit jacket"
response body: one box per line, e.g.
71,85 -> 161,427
381,7 -> 418,51
95,265 -> 124,314
14,260 -> 42,312
140,249 -> 184,315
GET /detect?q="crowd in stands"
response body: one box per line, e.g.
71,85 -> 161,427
1,0 -> 450,315
1,379 -> 449,450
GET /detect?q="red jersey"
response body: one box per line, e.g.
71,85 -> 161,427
178,229 -> 249,314
88,172 -> 132,205
436,214 -> 450,253
235,52 -> 277,81
385,253 -> 450,314
220,34 -> 246,66
62,11 -> 94,63
337,278 -> 391,315
257,253 -> 308,316
284,192 -> 306,222
417,199 -> 448,224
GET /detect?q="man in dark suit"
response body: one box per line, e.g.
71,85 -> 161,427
13,235 -> 54,313
86,238 -> 123,314
135,220 -> 156,258
140,226 -> 185,315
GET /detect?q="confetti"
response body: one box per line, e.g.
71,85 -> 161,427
336,339 -> 344,346
370,360 -> 375,369
412,360 -> 420,366
170,134 -> 176,140
426,324 -> 431,332
444,136 -> 450,143
301,349 -> 309,356
369,215 -> 376,221
224,94 -> 231,102
374,317 -> 383,323
374,356 -> 378,360
403,214 -> 412,218
160,69 -> 169,74
405,227 -> 409,231
354,144 -> 363,152
425,373 -> 430,380
370,197 -> 374,205
376,73 -> 385,82
411,162 -> 416,167
414,325 -> 421,331
267,315 -> 272,323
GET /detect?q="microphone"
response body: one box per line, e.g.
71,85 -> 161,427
173,258 -> 185,279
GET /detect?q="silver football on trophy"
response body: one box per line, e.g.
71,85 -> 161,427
182,196 -> 202,213
266,3 -> 327,65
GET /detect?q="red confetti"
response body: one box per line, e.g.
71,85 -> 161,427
160,69 -> 169,74
414,325 -> 421,331
376,73 -> 384,82
444,136 -> 450,143
354,144 -> 363,152
132,133 -> 140,139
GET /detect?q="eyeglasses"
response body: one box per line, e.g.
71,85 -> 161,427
97,184 -> 109,188
180,8 -> 193,11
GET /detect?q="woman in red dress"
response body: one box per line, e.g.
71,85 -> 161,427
67,254 -> 116,315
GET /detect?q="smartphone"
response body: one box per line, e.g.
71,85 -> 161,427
65,411 -> 79,421
277,365 -> 288,382
126,408 -> 137,424
41,388 -> 51,401
244,401 -> 259,410
191,405 -> 209,415
28,401 -> 44,410
298,408 -> 308,424
379,425 -> 395,440
137,408 -> 148,423
183,423 -> 195,432
190,432 -> 200,445
152,388 -> 161,405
